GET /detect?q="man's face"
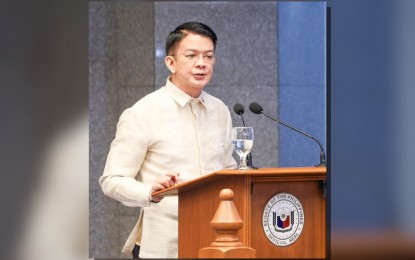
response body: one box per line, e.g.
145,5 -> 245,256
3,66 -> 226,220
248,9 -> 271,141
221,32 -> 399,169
166,33 -> 215,98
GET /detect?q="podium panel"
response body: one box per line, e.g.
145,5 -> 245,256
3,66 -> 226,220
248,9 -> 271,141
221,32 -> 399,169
178,176 -> 249,258
250,180 -> 326,258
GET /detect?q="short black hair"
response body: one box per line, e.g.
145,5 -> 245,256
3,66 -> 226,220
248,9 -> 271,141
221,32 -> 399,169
165,21 -> 217,56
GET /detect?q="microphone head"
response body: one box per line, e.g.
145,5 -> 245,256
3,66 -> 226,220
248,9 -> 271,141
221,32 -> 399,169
249,102 -> 263,114
233,103 -> 244,115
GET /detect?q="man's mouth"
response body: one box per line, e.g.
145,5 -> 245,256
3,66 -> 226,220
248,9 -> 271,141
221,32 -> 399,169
194,73 -> 206,79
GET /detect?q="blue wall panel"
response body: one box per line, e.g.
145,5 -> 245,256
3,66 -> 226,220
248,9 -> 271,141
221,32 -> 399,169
278,2 -> 326,167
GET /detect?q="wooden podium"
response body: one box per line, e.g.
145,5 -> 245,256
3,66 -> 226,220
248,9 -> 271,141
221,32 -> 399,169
153,167 -> 326,258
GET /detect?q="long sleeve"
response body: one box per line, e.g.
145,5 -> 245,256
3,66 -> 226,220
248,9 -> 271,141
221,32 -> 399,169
99,107 -> 152,207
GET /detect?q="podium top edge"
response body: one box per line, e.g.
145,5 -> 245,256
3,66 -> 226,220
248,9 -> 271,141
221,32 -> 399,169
152,166 -> 326,197
217,166 -> 326,175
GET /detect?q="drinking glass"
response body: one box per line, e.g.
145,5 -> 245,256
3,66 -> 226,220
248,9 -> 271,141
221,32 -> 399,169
232,127 -> 254,169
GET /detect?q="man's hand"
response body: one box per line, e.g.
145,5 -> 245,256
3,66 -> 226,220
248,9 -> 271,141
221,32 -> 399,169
150,172 -> 180,203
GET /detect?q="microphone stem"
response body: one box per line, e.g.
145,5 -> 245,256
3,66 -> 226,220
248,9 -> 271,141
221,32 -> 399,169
240,114 -> 246,127
261,111 -> 326,166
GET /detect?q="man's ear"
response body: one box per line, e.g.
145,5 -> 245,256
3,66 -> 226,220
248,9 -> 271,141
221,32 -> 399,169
165,56 -> 176,74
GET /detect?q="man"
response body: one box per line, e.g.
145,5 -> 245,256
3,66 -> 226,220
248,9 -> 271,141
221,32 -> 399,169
99,21 -> 236,258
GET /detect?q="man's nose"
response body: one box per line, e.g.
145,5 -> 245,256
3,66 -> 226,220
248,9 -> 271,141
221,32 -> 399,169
194,55 -> 206,66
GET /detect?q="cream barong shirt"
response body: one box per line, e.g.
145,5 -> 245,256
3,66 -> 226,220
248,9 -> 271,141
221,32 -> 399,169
99,78 -> 236,258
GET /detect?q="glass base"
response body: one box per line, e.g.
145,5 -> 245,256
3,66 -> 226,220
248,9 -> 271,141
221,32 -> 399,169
234,165 -> 258,170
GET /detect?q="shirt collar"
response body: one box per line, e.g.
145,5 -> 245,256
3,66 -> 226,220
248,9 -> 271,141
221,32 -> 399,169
164,77 -> 208,108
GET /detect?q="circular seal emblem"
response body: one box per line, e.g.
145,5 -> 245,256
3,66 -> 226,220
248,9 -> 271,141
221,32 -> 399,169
262,193 -> 304,247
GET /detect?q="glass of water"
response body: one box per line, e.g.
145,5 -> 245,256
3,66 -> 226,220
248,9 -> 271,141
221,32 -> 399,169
232,127 -> 254,169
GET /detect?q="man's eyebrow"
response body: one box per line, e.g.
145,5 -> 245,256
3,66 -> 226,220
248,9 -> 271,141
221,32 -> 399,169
184,49 -> 214,53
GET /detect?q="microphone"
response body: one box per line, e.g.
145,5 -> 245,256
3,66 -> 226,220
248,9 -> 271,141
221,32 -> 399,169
249,102 -> 326,167
233,103 -> 256,168
233,103 -> 246,126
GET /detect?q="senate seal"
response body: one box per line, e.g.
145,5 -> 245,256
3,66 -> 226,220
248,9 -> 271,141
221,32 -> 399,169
262,193 -> 304,247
